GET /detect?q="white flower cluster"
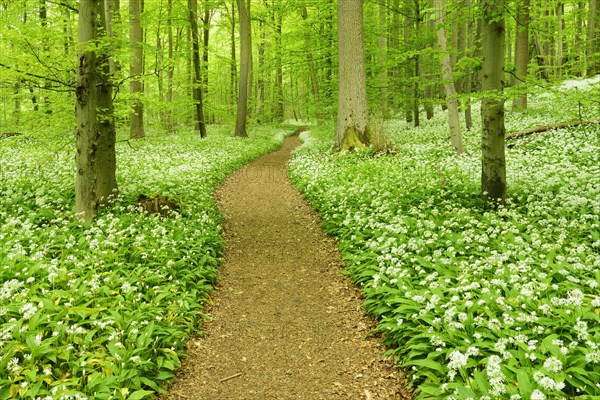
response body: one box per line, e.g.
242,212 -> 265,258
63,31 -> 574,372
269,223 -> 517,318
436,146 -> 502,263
1,128 -> 286,396
533,371 -> 565,391
289,84 -> 600,399
486,355 -> 506,396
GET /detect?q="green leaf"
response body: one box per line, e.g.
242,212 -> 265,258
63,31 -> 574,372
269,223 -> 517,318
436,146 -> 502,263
68,307 -> 106,318
154,371 -> 175,381
517,370 -> 533,398
473,369 -> 490,394
403,357 -> 445,373
127,390 -> 155,400
139,377 -> 163,393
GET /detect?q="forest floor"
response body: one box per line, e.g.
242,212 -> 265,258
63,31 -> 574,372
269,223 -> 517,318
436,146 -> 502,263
166,134 -> 411,399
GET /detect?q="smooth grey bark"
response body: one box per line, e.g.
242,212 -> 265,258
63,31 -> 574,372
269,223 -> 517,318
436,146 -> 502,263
403,10 -> 414,123
129,0 -> 144,139
481,0 -> 507,205
104,0 -> 120,74
234,0 -> 251,137
76,0 -> 117,219
97,0 -> 118,205
302,6 -> 322,121
273,9 -> 284,120
255,15 -> 265,117
379,0 -> 390,120
390,0 -> 401,113
512,0 -> 530,111
412,0 -> 420,127
76,0 -> 99,219
166,0 -> 174,130
588,0 -> 599,75
336,0 -> 370,150
188,0 -> 207,137
434,0 -> 464,154
557,2 -> 564,78
230,0 -> 237,104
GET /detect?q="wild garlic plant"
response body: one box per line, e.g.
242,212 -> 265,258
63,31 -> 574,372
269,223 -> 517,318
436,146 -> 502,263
0,126 -> 287,399
290,78 -> 600,399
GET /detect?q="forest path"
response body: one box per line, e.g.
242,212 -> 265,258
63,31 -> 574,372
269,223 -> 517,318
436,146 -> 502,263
167,134 -> 410,400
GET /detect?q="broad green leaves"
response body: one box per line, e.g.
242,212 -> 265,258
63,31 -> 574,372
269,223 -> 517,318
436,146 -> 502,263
289,84 -> 600,399
0,126 -> 288,398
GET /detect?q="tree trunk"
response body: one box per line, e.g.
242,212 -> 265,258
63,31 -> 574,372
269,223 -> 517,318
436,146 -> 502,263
62,8 -> 75,56
556,2 -> 563,78
512,0 -> 530,111
576,1 -> 585,76
390,0 -> 401,113
97,0 -> 118,204
104,0 -> 121,74
463,2 -> 474,130
188,0 -> 207,137
481,0 -> 507,205
424,16 -> 435,120
273,10 -> 284,120
76,0 -> 100,220
166,0 -> 174,130
156,19 -> 164,124
302,6 -> 322,121
234,0 -> 250,137
336,0 -> 370,150
13,81 -> 21,126
129,0 -> 144,139
587,0 -> 599,75
246,0 -> 253,110
403,11 -> 414,123
379,1 -> 390,120
434,0 -> 463,154
76,0 -> 116,220
230,0 -> 237,105
533,34 -> 549,80
202,4 -> 211,90
323,0 -> 335,115
255,16 -> 266,117
412,0 -> 420,127
39,0 -> 50,113
455,0 -> 471,129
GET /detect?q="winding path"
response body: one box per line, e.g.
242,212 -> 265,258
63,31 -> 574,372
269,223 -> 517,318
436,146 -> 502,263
167,134 -> 409,399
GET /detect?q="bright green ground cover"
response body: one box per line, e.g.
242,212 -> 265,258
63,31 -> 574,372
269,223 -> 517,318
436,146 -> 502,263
289,79 -> 600,399
0,126 -> 288,399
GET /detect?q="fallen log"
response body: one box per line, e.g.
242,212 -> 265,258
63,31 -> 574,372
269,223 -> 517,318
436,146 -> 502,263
506,119 -> 600,141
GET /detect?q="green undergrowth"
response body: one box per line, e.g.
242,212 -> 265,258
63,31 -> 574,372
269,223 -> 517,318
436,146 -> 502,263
0,124 -> 291,399
290,81 -> 599,399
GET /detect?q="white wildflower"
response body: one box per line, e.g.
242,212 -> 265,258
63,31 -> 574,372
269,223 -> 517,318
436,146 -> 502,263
543,356 -> 563,373
530,390 -> 546,400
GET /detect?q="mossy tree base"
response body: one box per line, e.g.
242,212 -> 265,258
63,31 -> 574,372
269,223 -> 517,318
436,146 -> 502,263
339,125 -> 371,152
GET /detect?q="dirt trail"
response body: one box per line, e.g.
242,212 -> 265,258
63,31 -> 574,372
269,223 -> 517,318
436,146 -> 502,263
167,135 -> 410,400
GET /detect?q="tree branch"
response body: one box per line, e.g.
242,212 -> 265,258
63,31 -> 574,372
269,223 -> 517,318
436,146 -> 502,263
0,63 -> 74,88
45,0 -> 78,12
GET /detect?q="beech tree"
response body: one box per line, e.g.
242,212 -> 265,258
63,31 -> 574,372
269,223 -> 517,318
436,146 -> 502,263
234,0 -> 251,138
129,0 -> 144,139
378,0 -> 389,120
434,0 -> 464,154
481,0 -> 507,204
76,0 -> 118,220
1,0 -> 598,150
188,0 -> 207,137
513,0 -> 530,111
588,0 -> 599,75
336,0 -> 370,150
